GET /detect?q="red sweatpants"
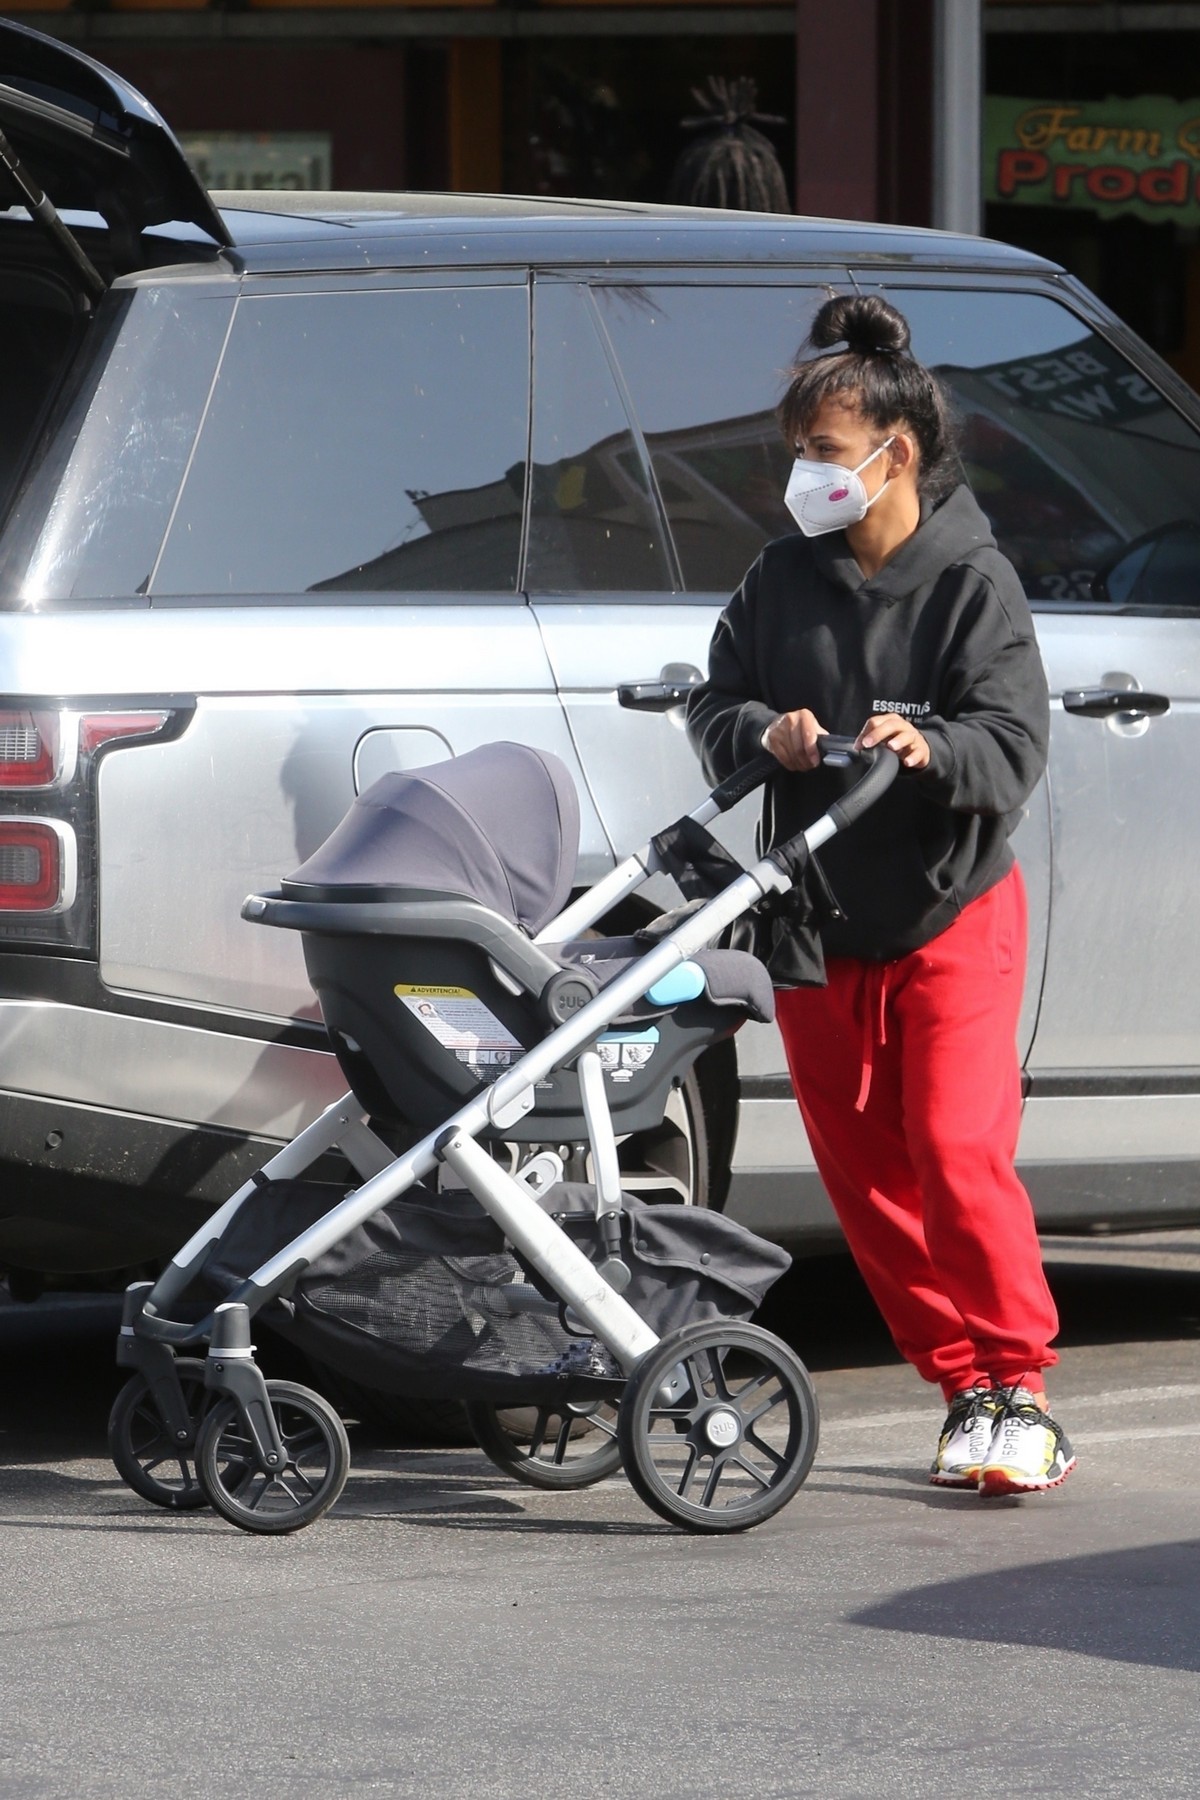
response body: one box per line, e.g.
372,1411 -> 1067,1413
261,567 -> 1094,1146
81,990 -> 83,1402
775,864 -> 1058,1402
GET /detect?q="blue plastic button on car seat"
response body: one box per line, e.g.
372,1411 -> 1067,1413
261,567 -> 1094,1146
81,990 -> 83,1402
646,962 -> 707,1006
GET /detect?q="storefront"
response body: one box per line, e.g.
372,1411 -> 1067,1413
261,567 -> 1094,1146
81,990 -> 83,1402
6,0 -> 1199,390
985,2 -> 1200,389
11,0 -> 798,203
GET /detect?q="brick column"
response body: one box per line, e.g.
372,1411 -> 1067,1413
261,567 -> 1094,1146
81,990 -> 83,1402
794,0 -> 936,228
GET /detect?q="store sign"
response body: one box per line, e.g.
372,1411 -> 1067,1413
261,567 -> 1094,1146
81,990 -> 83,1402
985,96 -> 1200,224
181,132 -> 332,192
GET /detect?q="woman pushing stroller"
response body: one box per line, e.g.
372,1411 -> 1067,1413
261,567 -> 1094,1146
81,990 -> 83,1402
687,293 -> 1075,1497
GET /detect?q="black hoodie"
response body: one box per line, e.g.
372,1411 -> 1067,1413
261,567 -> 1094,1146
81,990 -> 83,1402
685,484 -> 1050,976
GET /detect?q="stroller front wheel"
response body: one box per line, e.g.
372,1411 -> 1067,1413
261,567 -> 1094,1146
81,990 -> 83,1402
108,1357 -> 212,1511
466,1396 -> 623,1490
196,1379 -> 350,1534
617,1321 -> 818,1534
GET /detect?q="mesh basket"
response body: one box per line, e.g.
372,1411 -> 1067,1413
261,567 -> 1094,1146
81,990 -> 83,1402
203,1176 -> 791,1405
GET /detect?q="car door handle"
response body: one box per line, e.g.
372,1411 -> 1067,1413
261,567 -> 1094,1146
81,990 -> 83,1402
1062,687 -> 1171,720
617,663 -> 703,713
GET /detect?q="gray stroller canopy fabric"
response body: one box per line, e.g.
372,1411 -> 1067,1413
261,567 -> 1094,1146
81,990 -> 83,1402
284,742 -> 581,935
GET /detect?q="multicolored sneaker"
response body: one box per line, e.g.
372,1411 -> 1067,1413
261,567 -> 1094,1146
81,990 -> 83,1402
978,1386 -> 1076,1497
930,1385 -> 1002,1488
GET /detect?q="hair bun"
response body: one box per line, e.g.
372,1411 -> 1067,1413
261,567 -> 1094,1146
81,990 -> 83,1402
809,294 -> 911,358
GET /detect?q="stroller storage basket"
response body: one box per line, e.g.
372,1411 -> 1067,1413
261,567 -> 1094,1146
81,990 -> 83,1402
203,1178 -> 791,1407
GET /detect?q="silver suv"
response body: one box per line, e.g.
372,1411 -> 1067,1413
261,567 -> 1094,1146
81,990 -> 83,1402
1,21 -> 1199,1286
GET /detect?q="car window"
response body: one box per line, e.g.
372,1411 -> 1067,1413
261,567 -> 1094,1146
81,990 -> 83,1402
0,283 -> 234,604
890,287 -> 1200,607
593,283 -> 822,592
526,281 -> 673,594
152,285 -> 529,597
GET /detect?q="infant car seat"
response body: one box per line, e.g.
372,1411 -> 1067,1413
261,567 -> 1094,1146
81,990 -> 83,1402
275,742 -> 774,1141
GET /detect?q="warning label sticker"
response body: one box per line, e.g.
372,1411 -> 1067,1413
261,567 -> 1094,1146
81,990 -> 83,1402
597,1026 -> 660,1084
395,983 -> 523,1083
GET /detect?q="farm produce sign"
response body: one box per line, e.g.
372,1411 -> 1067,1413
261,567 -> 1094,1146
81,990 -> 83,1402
986,96 -> 1200,224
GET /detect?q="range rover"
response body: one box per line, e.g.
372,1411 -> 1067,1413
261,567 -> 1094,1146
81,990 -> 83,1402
0,20 -> 1198,1293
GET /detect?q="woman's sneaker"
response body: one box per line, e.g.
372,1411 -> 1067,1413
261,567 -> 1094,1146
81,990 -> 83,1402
930,1385 -> 1002,1488
978,1386 -> 1076,1496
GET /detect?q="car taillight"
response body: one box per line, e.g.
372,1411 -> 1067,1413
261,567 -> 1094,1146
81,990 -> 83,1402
0,699 -> 189,951
79,712 -> 171,757
0,819 -> 75,912
0,710 -> 60,788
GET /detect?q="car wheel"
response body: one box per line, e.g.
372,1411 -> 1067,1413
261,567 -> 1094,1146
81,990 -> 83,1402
614,1064 -> 708,1209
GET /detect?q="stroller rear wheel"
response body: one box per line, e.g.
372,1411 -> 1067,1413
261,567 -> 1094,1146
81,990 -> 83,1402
617,1322 -> 818,1534
466,1396 -> 622,1490
108,1357 -> 211,1511
196,1379 -> 350,1534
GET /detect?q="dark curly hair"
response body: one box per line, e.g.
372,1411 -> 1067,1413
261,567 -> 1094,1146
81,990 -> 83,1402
778,294 -> 959,500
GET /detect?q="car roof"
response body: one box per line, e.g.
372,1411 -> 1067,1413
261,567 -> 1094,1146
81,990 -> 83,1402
208,191 -> 1063,277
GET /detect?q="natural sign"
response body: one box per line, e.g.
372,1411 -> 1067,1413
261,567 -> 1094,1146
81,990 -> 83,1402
986,96 -> 1200,224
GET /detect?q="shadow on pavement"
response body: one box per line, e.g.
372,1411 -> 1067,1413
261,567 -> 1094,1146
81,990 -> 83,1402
5,1242 -> 1200,1462
850,1538 -> 1200,1671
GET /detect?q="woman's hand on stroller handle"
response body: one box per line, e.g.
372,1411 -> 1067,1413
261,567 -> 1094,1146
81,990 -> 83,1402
855,710 -> 931,771
761,708 -> 827,772
712,728 -> 890,806
758,708 -> 924,776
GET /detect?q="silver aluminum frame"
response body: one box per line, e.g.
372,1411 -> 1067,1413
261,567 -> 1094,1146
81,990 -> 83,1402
133,764 -> 853,1374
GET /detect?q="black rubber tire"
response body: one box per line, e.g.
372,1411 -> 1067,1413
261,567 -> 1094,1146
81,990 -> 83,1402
616,1321 -> 819,1534
196,1379 -> 351,1535
466,1396 -> 623,1490
108,1357 -> 212,1511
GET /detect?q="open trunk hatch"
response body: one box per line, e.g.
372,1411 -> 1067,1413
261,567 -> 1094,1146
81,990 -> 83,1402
0,19 -> 232,266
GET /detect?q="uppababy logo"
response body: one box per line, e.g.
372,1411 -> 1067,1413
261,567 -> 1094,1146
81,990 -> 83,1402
872,698 -> 932,719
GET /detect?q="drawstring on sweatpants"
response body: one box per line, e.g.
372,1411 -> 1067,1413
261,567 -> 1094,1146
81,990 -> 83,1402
854,962 -> 890,1112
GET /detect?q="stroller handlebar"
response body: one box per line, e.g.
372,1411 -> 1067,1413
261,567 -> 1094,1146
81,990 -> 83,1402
707,734 -> 899,821
820,737 -> 900,831
751,737 -> 900,881
708,752 -> 778,814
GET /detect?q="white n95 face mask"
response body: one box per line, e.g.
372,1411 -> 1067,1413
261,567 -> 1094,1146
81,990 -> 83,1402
784,436 -> 895,536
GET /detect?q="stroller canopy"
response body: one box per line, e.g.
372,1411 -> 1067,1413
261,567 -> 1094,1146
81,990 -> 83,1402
284,742 -> 581,936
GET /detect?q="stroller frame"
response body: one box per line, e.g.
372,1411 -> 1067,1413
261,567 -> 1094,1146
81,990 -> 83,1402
115,741 -> 896,1534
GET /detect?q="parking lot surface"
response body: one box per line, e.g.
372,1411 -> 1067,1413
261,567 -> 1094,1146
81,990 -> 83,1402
3,1237 -> 1200,1798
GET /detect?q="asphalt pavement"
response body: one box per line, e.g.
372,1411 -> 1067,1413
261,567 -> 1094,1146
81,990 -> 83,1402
3,1237 -> 1200,1798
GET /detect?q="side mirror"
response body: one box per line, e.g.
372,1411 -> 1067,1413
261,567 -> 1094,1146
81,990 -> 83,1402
1093,520 -> 1200,608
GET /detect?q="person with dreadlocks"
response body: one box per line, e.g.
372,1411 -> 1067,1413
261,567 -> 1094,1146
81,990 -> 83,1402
686,293 -> 1076,1498
666,76 -> 790,213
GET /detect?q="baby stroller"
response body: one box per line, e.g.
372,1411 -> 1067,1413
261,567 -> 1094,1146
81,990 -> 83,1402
110,736 -> 896,1536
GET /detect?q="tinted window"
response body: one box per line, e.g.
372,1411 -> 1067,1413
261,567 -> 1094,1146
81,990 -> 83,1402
893,288 -> 1200,606
595,284 -> 821,591
527,282 -> 672,593
153,286 -> 528,597
0,272 -> 79,517
0,284 -> 233,604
